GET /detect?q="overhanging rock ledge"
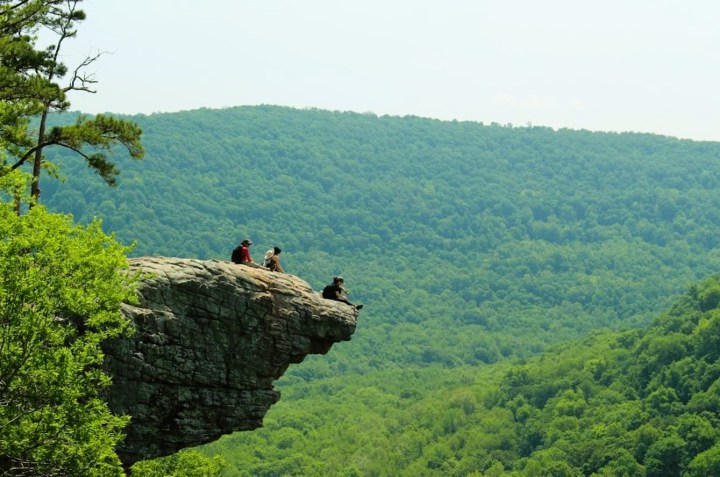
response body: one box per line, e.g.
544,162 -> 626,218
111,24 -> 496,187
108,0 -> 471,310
102,257 -> 357,465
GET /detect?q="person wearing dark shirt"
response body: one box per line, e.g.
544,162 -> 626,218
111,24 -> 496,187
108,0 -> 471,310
322,276 -> 363,310
231,239 -> 265,268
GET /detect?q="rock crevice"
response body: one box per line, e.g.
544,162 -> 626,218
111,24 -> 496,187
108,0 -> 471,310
102,257 -> 357,465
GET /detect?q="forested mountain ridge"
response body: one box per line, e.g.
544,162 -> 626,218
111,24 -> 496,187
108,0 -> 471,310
42,105 -> 720,371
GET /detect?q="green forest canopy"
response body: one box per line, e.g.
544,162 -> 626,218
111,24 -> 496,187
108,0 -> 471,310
205,276 -> 720,476
43,105 -> 720,371
37,105 -> 720,475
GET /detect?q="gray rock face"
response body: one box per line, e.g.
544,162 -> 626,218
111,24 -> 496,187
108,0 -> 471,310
102,257 -> 357,465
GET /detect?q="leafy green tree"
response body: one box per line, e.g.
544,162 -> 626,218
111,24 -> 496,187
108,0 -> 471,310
520,448 -> 581,477
591,448 -> 644,477
676,413 -> 717,456
131,449 -> 226,477
644,434 -> 687,477
0,203 -> 138,475
687,443 -> 720,477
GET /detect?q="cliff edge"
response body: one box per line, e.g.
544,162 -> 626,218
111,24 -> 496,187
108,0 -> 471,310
102,257 -> 358,465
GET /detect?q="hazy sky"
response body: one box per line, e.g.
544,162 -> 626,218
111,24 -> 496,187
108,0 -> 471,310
54,0 -> 720,142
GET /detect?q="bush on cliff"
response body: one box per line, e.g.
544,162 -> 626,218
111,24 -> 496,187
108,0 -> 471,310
0,203 -> 138,476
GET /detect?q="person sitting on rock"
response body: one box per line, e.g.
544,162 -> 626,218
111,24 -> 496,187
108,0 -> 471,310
231,239 -> 266,268
322,276 -> 363,310
263,246 -> 284,273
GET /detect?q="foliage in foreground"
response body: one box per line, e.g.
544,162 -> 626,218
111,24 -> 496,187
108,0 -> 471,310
0,204 -> 137,476
131,449 -> 226,477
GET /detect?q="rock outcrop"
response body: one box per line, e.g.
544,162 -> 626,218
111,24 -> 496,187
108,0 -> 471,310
102,257 -> 357,466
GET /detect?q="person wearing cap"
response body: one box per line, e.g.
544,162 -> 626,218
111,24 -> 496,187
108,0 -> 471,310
231,239 -> 266,268
322,276 -> 363,310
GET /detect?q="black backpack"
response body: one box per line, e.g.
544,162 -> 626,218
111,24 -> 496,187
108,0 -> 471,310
231,246 -> 243,264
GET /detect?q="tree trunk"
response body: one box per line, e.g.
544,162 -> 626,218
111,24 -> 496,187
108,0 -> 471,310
29,109 -> 49,207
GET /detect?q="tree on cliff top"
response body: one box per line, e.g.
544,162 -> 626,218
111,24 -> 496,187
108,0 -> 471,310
0,0 -> 144,210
